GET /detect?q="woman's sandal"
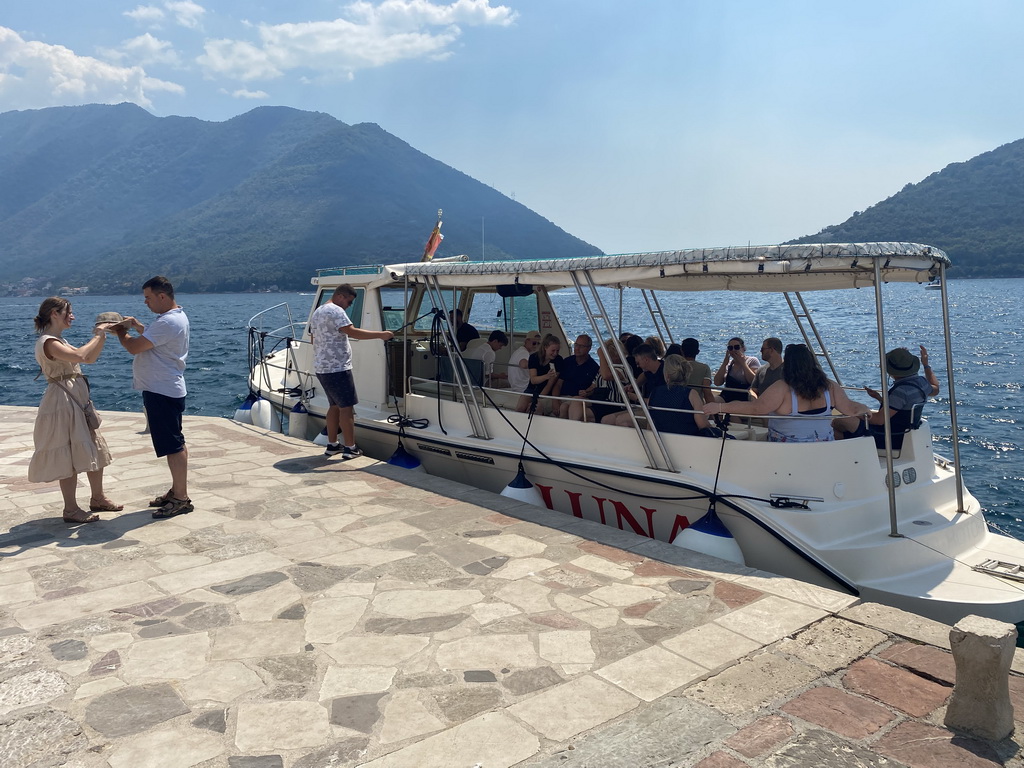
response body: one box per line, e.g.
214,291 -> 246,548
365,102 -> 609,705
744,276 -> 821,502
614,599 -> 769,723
89,498 -> 124,512
149,490 -> 174,508
63,508 -> 100,524
152,497 -> 193,519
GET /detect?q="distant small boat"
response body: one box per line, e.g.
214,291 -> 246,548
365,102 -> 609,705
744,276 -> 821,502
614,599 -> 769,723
925,276 -> 942,290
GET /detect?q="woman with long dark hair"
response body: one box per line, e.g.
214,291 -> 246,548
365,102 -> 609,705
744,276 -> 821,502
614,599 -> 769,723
29,298 -> 122,522
703,344 -> 868,442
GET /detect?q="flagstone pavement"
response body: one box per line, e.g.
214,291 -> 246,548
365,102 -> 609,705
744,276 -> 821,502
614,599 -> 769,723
2,405 -> 1024,767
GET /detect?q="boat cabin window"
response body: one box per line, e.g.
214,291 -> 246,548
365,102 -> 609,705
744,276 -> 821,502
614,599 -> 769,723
502,292 -> 540,335
462,292 -> 539,336
379,287 -> 435,332
376,285 -> 541,337
314,288 -> 364,326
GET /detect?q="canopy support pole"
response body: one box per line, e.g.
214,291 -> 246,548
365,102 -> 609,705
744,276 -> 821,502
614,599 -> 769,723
938,263 -> 967,514
873,260 -> 901,538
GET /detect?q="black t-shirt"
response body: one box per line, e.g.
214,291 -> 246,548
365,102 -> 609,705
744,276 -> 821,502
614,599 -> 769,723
527,352 -> 562,377
559,355 -> 599,395
524,353 -> 562,393
642,361 -> 666,399
456,322 -> 480,347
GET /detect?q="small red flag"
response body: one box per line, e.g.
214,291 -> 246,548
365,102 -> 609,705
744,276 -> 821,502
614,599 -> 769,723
422,222 -> 443,262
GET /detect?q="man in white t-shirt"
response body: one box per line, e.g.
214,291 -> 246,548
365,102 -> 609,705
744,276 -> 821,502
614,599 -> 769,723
507,330 -> 541,393
116,275 -> 192,518
309,284 -> 394,458
465,330 -> 509,386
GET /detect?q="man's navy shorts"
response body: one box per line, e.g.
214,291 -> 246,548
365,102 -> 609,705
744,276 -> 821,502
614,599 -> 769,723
143,390 -> 186,457
316,370 -> 358,408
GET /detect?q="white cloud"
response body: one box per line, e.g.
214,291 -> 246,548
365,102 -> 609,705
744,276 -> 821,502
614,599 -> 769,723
0,26 -> 184,110
166,0 -> 206,30
99,33 -> 180,66
229,88 -> 269,100
198,0 -> 515,82
125,2 -> 204,29
347,0 -> 517,29
124,5 -> 166,24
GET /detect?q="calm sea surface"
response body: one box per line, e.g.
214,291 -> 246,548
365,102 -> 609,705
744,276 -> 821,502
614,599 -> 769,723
2,280 -> 1020,535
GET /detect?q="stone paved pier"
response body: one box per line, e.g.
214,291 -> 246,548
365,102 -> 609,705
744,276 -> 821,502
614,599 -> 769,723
2,405 -> 1023,767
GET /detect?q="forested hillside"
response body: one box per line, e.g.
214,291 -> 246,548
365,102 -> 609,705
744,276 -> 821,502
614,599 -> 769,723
0,104 -> 600,294
790,138 -> 1024,278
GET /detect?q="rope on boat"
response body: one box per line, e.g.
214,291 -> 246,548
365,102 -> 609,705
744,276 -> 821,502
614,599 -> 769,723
475,384 -> 770,505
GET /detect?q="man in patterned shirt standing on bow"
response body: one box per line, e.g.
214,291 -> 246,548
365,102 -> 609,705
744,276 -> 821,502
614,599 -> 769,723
309,284 -> 393,458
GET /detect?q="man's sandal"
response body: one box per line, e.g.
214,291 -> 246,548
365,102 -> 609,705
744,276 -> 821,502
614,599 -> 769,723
152,497 -> 193,519
89,498 -> 124,512
63,508 -> 99,524
149,490 -> 174,507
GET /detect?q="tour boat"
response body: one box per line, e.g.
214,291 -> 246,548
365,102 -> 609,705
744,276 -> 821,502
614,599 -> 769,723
246,242 -> 1024,626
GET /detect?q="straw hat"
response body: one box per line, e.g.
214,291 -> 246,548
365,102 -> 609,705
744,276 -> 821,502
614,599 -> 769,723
885,347 -> 920,378
94,311 -> 130,332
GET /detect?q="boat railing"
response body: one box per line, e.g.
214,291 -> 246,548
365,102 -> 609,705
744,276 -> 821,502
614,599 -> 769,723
408,377 -> 847,437
246,304 -> 315,402
247,301 -> 304,336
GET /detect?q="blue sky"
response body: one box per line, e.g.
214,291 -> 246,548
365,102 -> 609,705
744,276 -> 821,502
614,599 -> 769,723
3,0 -> 1023,254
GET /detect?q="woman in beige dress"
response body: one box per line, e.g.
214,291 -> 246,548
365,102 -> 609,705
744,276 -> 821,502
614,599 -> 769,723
28,297 -> 122,523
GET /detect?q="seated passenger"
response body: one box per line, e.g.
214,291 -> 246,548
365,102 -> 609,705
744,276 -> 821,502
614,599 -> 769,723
516,334 -> 562,415
751,337 -> 785,396
713,337 -> 760,402
833,346 -> 939,447
592,339 -> 629,424
557,335 -> 600,421
507,330 -> 541,393
644,336 -> 666,358
648,355 -> 715,436
681,337 -> 714,403
465,330 -> 508,386
606,344 -> 663,427
621,334 -> 644,379
448,309 -> 480,351
703,344 -> 869,443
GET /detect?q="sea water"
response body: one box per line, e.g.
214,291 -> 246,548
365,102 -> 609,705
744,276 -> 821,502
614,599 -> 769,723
1,280 -> 1020,536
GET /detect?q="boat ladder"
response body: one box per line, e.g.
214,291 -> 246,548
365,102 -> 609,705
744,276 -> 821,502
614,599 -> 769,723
784,292 -> 843,386
640,289 -> 675,349
422,276 -> 491,440
973,559 -> 1024,584
570,271 -> 676,473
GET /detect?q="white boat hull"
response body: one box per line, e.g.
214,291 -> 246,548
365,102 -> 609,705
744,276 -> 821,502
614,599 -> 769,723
251,376 -> 1024,626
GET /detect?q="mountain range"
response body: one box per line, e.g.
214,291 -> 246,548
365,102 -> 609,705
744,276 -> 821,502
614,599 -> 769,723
0,104 -> 600,294
1,103 -> 1021,293
789,138 -> 1024,278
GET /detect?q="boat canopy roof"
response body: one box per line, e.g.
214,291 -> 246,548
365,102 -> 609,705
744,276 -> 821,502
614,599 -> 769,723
383,242 -> 948,292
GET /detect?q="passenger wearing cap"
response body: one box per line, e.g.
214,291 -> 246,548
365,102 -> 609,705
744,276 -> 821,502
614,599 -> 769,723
507,331 -> 541,393
833,345 -> 940,443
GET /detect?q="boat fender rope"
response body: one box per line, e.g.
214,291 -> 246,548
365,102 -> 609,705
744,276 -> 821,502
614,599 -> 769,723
475,385 -> 721,504
769,497 -> 811,510
387,414 -> 429,430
